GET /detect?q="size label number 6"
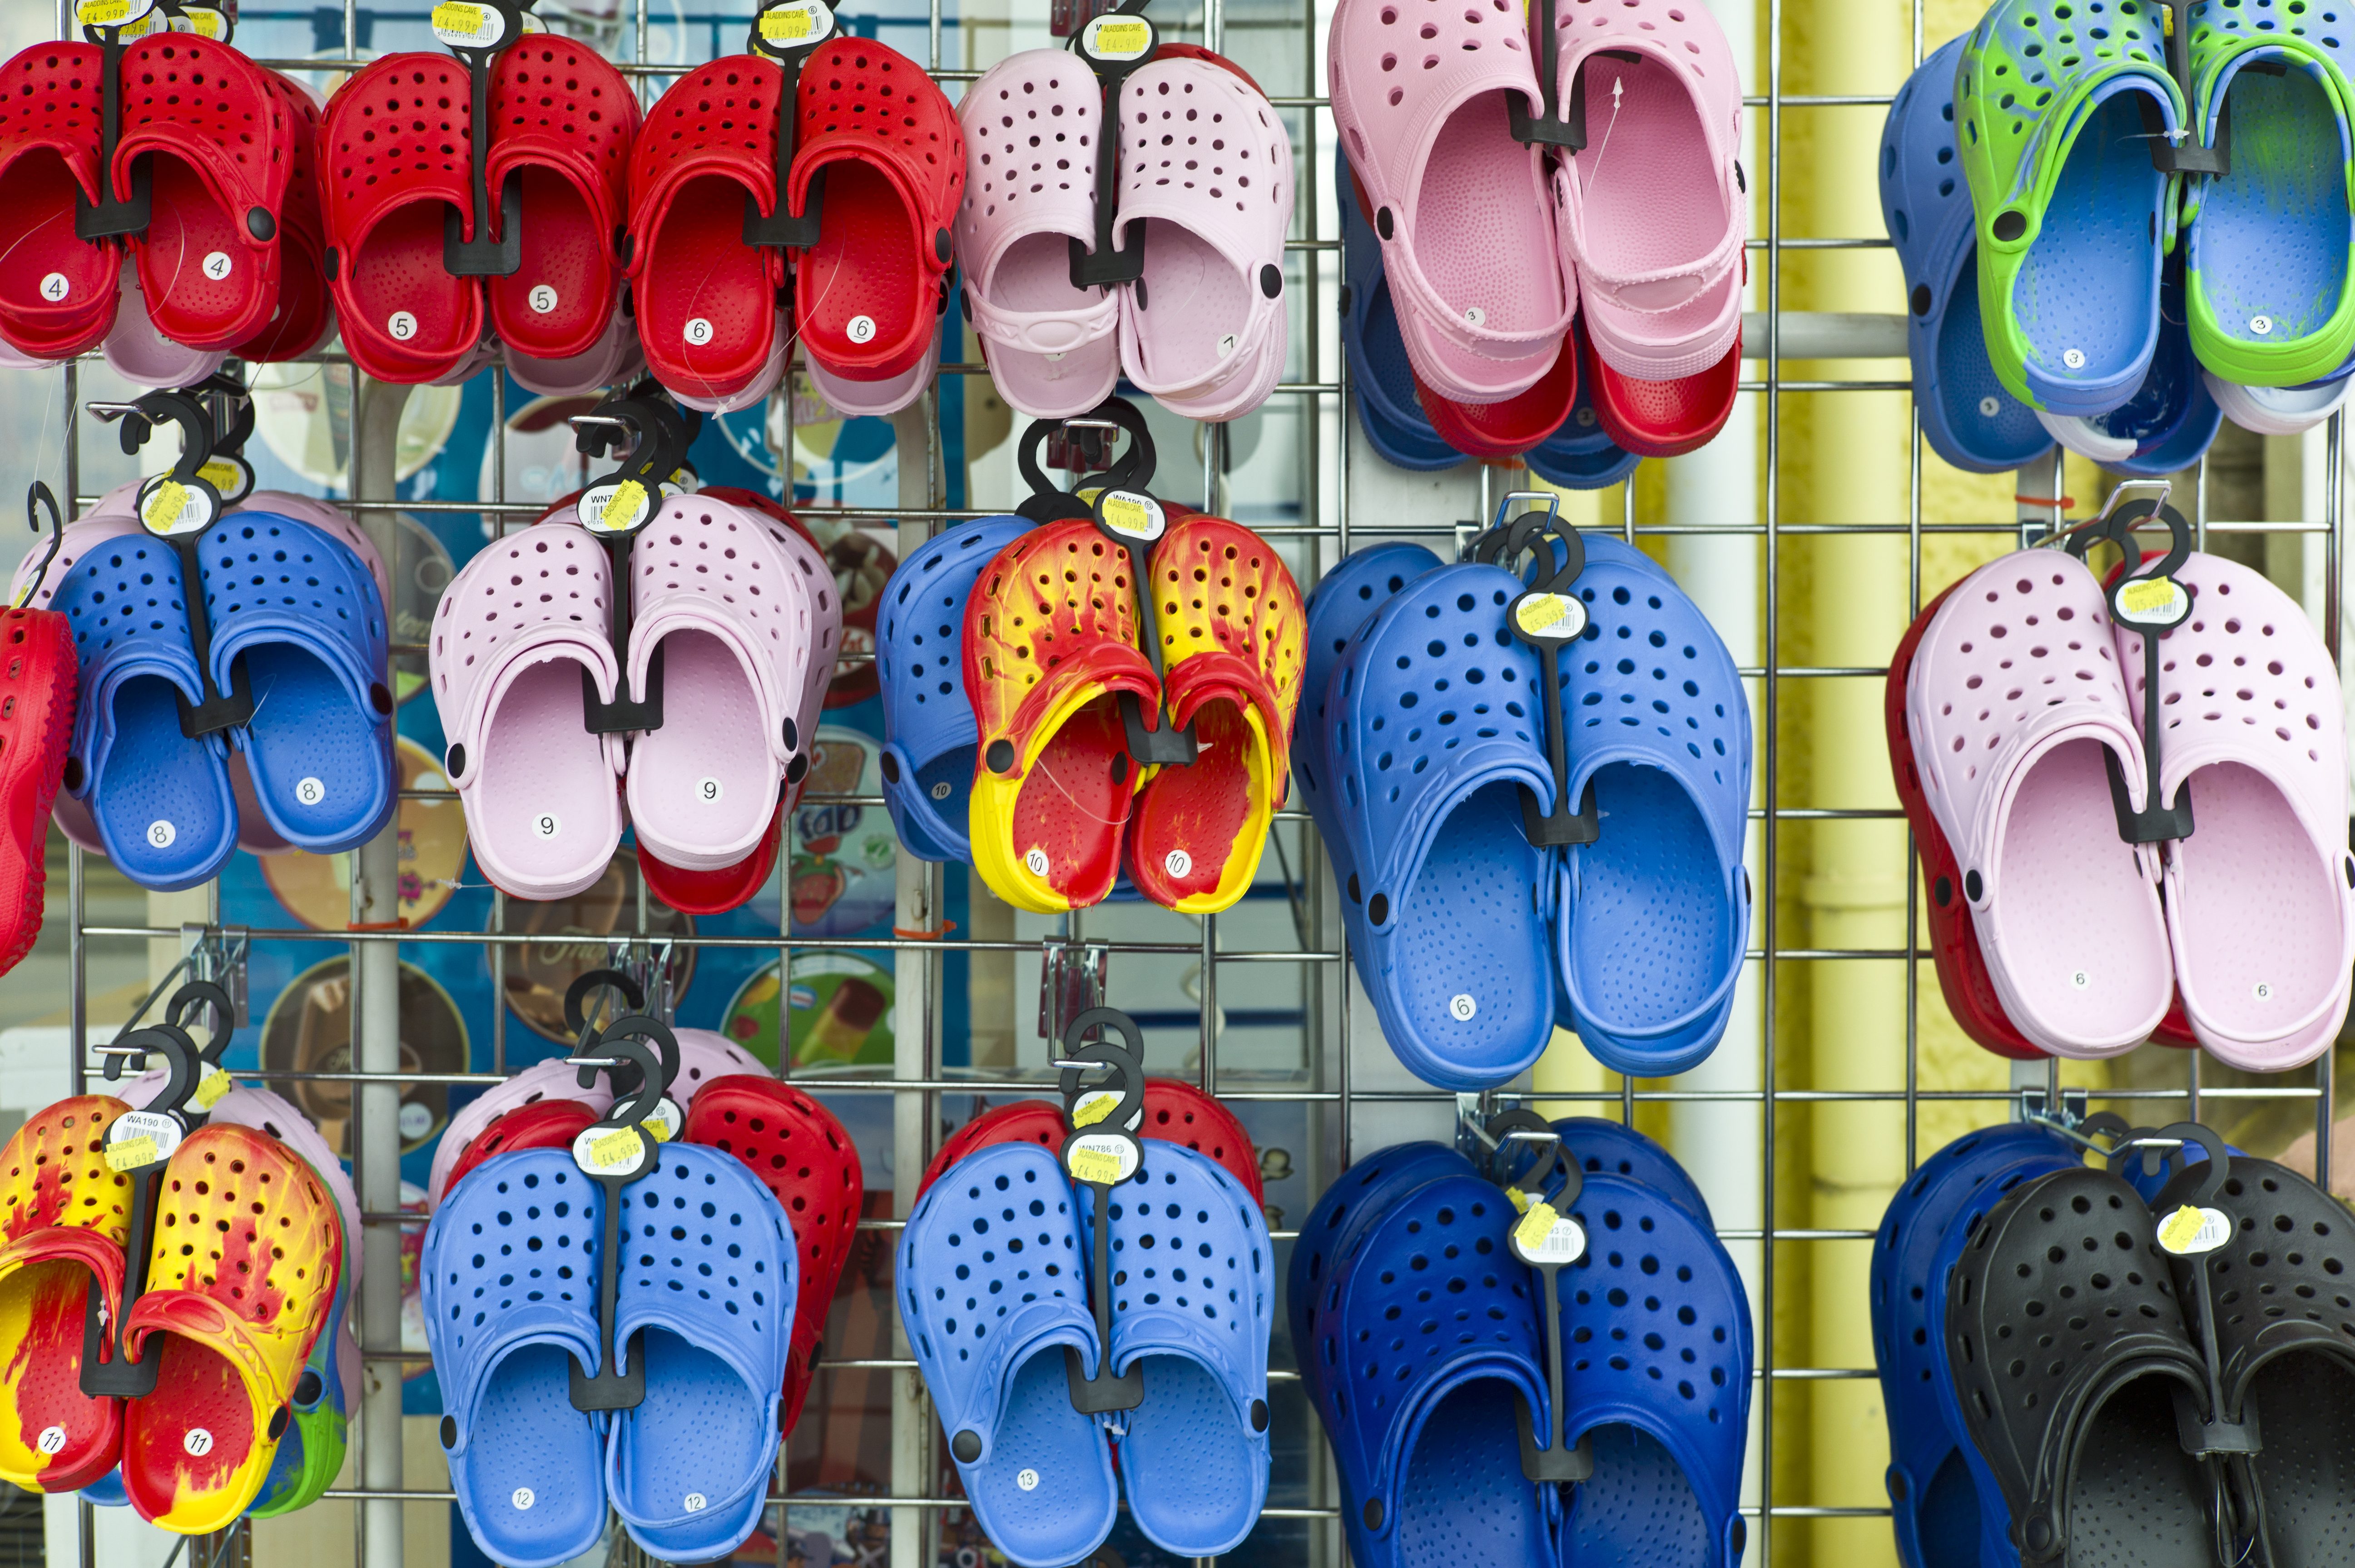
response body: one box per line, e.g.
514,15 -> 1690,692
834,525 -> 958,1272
684,317 -> 714,346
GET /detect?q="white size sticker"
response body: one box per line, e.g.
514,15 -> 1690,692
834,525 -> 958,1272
2061,348 -> 2085,370
1449,993 -> 1477,1022
696,777 -> 724,804
387,311 -> 417,342
201,251 -> 232,282
683,1493 -> 708,1513
846,314 -> 877,344
534,812 -> 561,839
1016,1469 -> 1040,1492
1217,333 -> 1237,357
147,819 -> 177,849
36,1426 -> 66,1456
295,777 -> 326,808
511,1488 -> 535,1511
684,317 -> 715,346
529,283 -> 559,315
929,781 -> 952,800
2253,981 -> 2273,1002
1164,849 -> 1192,878
2249,315 -> 2274,337
40,273 -> 69,303
1463,306 -> 1485,327
2069,968 -> 2090,990
183,1428 -> 214,1458
1978,395 -> 2001,418
1025,848 -> 1050,876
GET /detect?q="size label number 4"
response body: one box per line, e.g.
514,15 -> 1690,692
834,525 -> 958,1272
202,251 -> 233,281
40,273 -> 69,302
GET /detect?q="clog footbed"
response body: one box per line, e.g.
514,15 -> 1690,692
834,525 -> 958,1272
1111,55 -> 1295,421
486,40 -> 639,362
1123,512 -> 1304,911
2037,256 -> 2223,476
1868,1124 -> 2078,1568
915,1077 -> 1262,1203
2149,1155 -> 2355,1563
0,1095 -> 133,1494
1526,378 -> 1643,491
1955,3 -> 2182,413
320,55 -> 488,382
788,40 -> 963,394
627,54 -> 788,404
111,35 -> 295,351
2181,20 -> 2355,388
1943,1166 -> 2219,1568
49,536 -> 239,892
962,520 -> 1162,913
1879,39 -> 2053,475
428,524 -> 628,901
957,52 -> 1120,419
1584,321 -> 1741,459
622,496 -> 813,873
896,1141 -> 1117,1568
0,42 -> 119,359
682,1074 -> 863,1435
1299,1169 -> 1558,1568
442,1100 -> 599,1201
877,514 -> 1033,863
1323,562 -> 1557,1090
426,1057 -> 615,1212
605,1145 -> 795,1563
1542,0 -> 1746,383
1549,1117 -> 1712,1228
1086,1145 -> 1271,1556
1904,551 -> 2172,1057
1553,1170 -> 1750,1568
0,608 -> 77,978
1327,0 -> 1574,404
196,513 -> 394,854
1336,150 -> 1462,471
103,261 -> 230,390
2112,552 -> 2355,1070
1551,537 -> 1751,1076
1291,542 -> 1443,906
421,1150 -> 608,1568
120,1124 -> 342,1533
236,72 -> 332,365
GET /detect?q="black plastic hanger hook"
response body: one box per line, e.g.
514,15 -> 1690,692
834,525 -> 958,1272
1478,495 -> 1600,849
17,483 -> 63,607
1066,0 -> 1157,288
2072,493 -> 2196,846
1053,1005 -> 1148,1416
567,1033 -> 668,1413
743,0 -> 843,250
436,0 -> 527,276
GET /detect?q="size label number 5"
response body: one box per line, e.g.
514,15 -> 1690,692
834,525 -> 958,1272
388,311 -> 418,341
529,284 -> 559,315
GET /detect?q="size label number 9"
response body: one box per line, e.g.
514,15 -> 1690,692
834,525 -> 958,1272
534,813 -> 561,839
697,777 -> 724,804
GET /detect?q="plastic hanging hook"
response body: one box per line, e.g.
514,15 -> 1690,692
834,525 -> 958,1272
564,966 -> 647,1071
79,1017 -> 215,1399
743,0 -> 843,250
566,386 -> 704,734
566,1031 -> 669,1413
94,390 -> 256,738
72,0 -> 157,239
1480,1108 -> 1595,1484
2068,491 -> 2196,845
1053,1005 -> 1148,1416
1066,0 -> 1157,288
1014,398 -> 1155,523
434,0 -> 527,276
2141,0 -> 2233,175
1091,480 -> 1199,767
1481,494 -> 1601,847
15,484 -> 63,608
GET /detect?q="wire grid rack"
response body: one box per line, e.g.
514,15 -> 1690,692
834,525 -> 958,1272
36,0 -> 2345,1563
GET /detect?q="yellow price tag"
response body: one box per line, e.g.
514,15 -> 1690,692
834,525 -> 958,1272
646,1118 -> 671,1143
1100,494 -> 1159,538
1512,1200 -> 1561,1254
1516,595 -> 1567,634
2117,577 -> 2180,615
761,8 -> 815,40
193,1067 -> 234,1110
432,1 -> 487,30
588,1126 -> 645,1171
1092,18 -> 1150,53
600,481 -> 649,530
1504,1186 -> 1534,1214
1072,1092 -> 1119,1128
106,1136 -> 158,1173
1069,1145 -> 1125,1185
196,459 -> 241,493
180,7 -> 227,37
78,0 -> 136,24
143,481 -> 190,532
